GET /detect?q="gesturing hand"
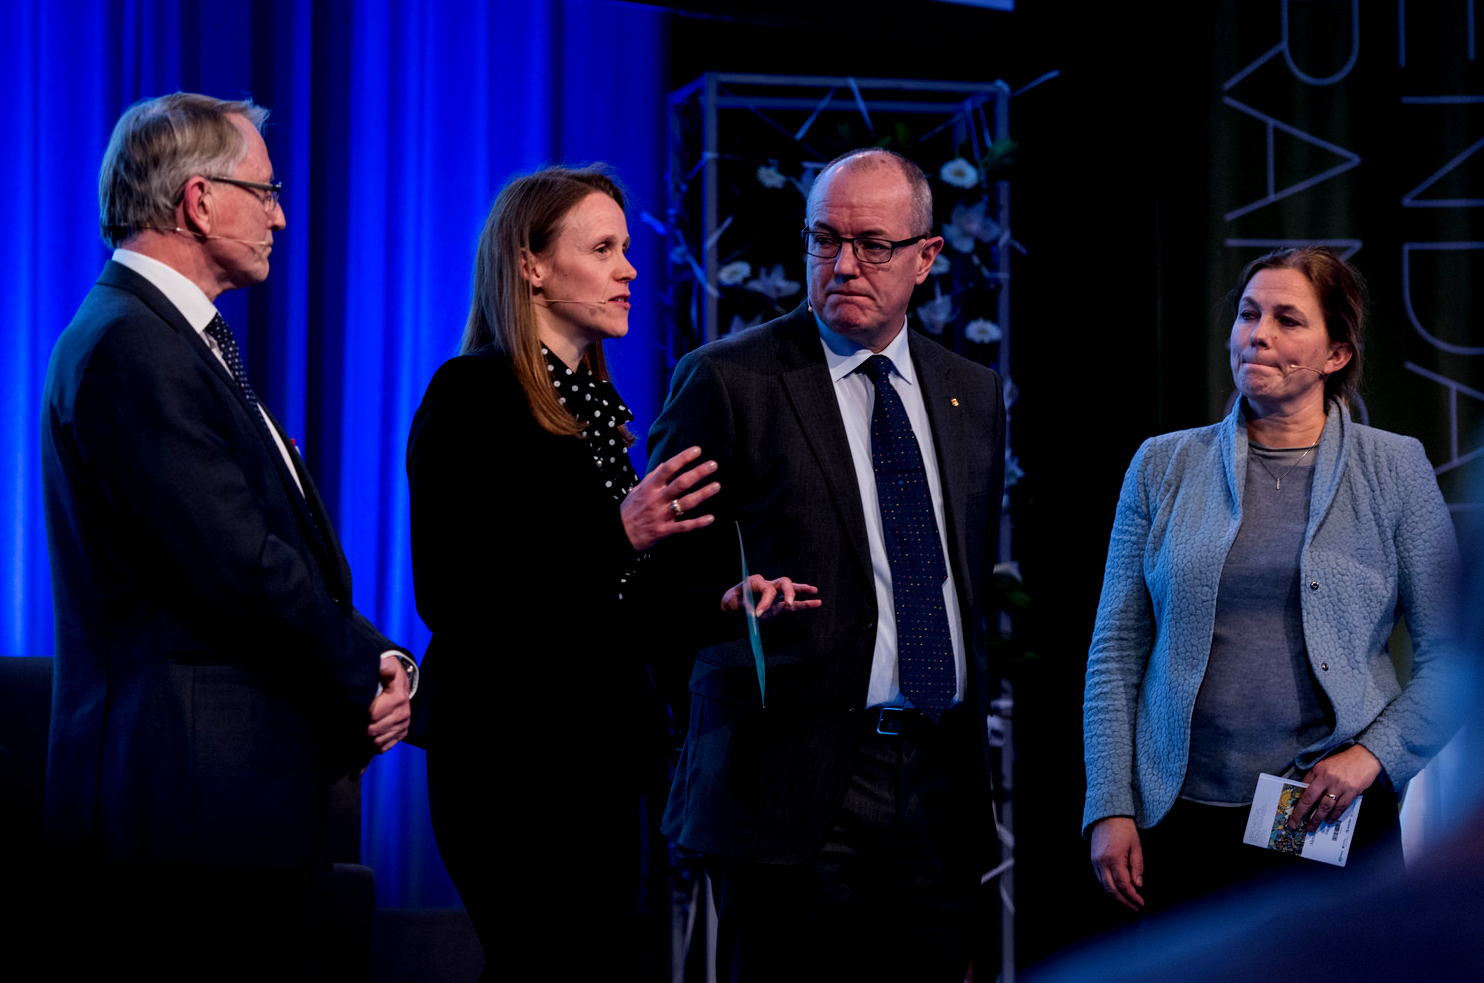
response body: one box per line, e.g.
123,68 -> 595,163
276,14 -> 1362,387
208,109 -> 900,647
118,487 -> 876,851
720,575 -> 822,621
621,446 -> 720,551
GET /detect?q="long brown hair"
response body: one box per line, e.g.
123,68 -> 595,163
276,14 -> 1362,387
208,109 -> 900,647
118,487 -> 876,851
461,165 -> 631,441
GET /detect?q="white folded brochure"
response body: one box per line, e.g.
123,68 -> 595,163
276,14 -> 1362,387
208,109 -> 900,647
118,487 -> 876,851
1242,772 -> 1362,867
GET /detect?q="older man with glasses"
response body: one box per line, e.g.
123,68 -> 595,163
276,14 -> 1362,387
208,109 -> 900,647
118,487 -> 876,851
41,92 -> 415,980
647,148 -> 1006,982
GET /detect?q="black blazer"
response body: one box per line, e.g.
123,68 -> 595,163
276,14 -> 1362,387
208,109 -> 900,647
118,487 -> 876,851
41,261 -> 390,869
646,304 -> 1005,864
404,350 -> 642,748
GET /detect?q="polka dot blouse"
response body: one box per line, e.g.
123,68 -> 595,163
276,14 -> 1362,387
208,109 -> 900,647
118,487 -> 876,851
543,346 -> 639,502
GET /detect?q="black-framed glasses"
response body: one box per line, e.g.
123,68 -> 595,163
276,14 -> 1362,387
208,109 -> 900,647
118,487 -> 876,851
802,229 -> 926,264
205,175 -> 283,210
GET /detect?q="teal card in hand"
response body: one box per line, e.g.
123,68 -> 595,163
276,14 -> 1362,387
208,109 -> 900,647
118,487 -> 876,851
736,521 -> 765,707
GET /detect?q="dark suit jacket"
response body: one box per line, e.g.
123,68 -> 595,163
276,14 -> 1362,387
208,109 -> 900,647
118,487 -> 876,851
646,303 -> 1005,864
41,261 -> 390,869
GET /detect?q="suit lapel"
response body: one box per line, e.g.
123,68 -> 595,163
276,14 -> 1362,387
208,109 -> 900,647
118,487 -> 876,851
98,262 -> 351,599
258,403 -> 355,598
100,261 -> 214,362
775,309 -> 875,588
909,334 -> 973,587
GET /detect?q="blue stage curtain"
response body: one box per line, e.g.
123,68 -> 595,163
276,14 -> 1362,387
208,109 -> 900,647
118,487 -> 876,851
4,0 -> 669,908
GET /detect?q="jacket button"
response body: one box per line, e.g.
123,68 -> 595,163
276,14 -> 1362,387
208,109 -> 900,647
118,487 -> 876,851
1320,662 -> 1329,671
1309,581 -> 1319,591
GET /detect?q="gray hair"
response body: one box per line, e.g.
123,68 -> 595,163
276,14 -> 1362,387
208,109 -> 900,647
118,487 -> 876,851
99,92 -> 270,247
806,148 -> 934,238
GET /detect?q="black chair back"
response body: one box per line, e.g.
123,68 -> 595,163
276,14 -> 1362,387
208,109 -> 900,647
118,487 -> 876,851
0,656 -> 55,843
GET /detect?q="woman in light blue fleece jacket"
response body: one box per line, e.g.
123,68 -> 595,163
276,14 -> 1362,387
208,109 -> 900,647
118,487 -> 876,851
1084,247 -> 1460,913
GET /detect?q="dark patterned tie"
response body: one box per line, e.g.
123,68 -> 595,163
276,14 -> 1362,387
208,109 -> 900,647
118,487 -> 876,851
862,355 -> 955,721
204,313 -> 323,543
204,313 -> 262,409
205,312 -> 288,469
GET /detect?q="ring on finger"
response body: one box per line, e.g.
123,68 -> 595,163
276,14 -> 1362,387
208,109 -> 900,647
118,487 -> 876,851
670,499 -> 685,519
1326,793 -> 1338,801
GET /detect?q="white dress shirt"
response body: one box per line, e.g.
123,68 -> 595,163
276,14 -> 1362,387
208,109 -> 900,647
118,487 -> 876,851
814,313 -> 966,709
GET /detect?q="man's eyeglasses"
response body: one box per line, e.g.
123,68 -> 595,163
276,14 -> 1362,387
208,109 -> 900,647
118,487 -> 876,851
206,176 -> 283,210
802,229 -> 926,265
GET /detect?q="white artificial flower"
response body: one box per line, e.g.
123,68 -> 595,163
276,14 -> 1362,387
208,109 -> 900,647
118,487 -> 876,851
744,264 -> 802,300
718,261 -> 752,286
939,157 -> 980,189
963,318 -> 1001,344
942,199 -> 1001,254
756,165 -> 787,189
915,294 -> 957,335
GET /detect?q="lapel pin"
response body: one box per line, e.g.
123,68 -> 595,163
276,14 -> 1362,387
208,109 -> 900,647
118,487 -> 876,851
950,398 -> 960,407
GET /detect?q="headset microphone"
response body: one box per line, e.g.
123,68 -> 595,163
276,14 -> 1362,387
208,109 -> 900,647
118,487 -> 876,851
537,297 -> 611,307
189,230 -> 274,247
161,227 -> 273,247
202,234 -> 273,247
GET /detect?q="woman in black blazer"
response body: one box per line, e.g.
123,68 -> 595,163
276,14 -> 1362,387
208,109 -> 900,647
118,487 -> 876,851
408,165 -> 814,976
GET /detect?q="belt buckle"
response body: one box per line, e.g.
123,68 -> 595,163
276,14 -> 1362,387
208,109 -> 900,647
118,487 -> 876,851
876,706 -> 905,736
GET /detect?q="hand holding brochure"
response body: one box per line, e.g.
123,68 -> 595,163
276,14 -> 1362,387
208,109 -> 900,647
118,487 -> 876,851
1243,773 -> 1362,867
736,522 -> 765,707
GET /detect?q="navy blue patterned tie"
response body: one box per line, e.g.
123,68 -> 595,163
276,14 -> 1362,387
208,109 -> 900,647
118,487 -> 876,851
862,355 -> 954,721
204,313 -> 262,409
205,313 -> 290,470
204,313 -> 323,541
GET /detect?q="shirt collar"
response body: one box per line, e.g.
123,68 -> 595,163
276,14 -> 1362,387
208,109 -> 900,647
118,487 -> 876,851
543,344 -> 591,379
112,248 -> 220,333
813,310 -> 917,388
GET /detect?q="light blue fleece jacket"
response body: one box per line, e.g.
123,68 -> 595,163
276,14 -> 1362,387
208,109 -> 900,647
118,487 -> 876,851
1083,400 -> 1461,834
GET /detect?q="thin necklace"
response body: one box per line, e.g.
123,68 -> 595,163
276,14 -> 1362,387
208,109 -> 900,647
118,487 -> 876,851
1254,443 -> 1317,491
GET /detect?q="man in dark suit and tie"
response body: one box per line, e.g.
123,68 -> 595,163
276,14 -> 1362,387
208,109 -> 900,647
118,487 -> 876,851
647,148 -> 1006,981
40,92 -> 414,978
